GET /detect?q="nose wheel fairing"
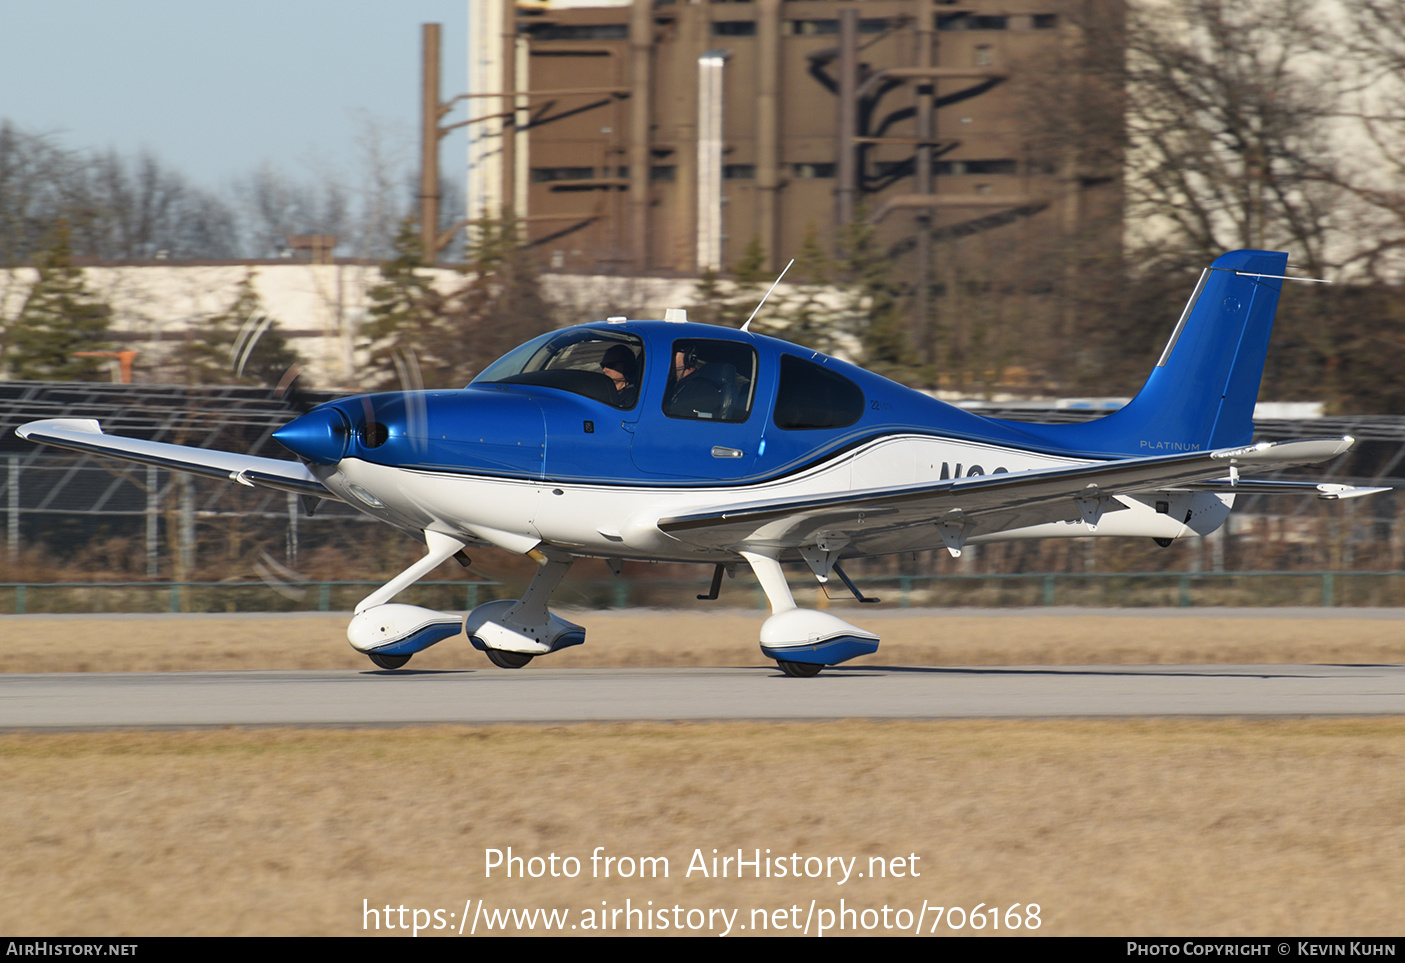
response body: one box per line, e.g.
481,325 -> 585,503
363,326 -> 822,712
465,599 -> 586,656
348,604 -> 464,656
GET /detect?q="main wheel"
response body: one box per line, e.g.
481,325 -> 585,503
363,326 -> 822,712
777,660 -> 823,678
485,649 -> 534,669
368,652 -> 411,670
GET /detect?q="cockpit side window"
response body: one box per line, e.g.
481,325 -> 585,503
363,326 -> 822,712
773,354 -> 864,430
472,329 -> 644,410
662,338 -> 758,423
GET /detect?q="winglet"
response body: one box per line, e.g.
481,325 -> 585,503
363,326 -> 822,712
15,418 -> 102,440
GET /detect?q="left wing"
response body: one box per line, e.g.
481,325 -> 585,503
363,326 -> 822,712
657,437 -> 1378,555
16,418 -> 338,501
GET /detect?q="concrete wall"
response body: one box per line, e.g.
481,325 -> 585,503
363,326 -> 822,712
0,262 -> 717,389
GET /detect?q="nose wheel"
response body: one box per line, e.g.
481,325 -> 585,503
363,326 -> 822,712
776,660 -> 823,678
484,649 -> 534,669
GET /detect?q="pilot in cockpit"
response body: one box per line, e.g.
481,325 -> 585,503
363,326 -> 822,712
600,344 -> 640,408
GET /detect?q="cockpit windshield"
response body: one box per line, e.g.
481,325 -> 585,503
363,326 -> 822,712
472,328 -> 645,410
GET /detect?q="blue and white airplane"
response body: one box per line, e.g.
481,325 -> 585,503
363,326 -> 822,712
17,250 -> 1386,675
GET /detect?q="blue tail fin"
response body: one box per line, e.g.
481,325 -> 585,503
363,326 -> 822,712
1011,250 -> 1289,457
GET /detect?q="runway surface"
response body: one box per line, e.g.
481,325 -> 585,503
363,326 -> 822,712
3,663 -> 1404,727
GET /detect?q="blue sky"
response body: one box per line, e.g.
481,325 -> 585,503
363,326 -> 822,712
2,1 -> 469,188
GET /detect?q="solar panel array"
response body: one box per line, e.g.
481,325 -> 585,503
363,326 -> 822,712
0,382 -> 366,572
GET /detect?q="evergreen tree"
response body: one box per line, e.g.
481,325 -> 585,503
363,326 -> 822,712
690,228 -> 923,380
837,214 -> 922,384
751,217 -> 920,379
177,269 -> 302,386
726,235 -> 770,328
690,236 -> 771,329
751,225 -> 846,353
6,223 -> 111,380
440,217 -> 556,386
691,266 -> 727,327
364,217 -> 556,390
363,218 -> 443,388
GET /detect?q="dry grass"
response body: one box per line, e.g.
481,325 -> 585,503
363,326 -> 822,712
4,611 -> 1402,936
1,720 -> 1403,936
5,608 -> 1403,673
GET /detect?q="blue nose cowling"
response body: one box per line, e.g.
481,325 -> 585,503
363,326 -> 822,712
273,406 -> 350,464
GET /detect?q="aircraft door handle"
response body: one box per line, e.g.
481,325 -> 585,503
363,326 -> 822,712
711,446 -> 744,459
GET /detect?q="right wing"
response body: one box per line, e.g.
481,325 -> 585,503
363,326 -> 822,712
656,437 -> 1376,556
16,418 -> 339,501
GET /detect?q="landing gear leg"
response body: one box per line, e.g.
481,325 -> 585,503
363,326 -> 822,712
354,531 -> 467,615
742,551 -> 880,676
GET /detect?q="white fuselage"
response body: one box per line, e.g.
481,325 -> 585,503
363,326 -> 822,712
323,433 -> 1232,563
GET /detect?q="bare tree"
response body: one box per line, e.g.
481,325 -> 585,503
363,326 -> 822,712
0,122 -> 80,264
72,150 -> 240,260
236,116 -> 430,263
235,164 -> 351,258
0,122 -> 240,262
345,114 -> 413,261
0,114 -> 448,267
1331,0 -> 1405,281
1123,0 -> 1345,276
1007,1 -> 1129,389
1007,1 -> 1370,399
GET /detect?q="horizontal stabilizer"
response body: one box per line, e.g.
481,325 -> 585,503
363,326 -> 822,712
1182,479 -> 1390,500
1211,437 -> 1354,466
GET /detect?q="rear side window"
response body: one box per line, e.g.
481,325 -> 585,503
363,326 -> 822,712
773,354 -> 864,430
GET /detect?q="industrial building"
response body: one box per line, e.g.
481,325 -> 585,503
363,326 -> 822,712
463,0 -> 1123,281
